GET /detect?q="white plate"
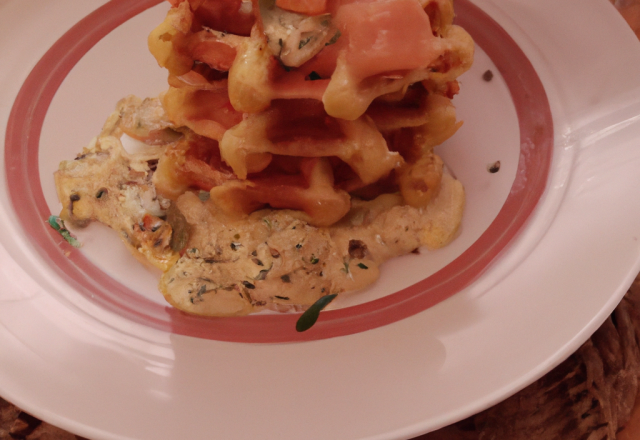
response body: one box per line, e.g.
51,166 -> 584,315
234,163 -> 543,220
2,0 -> 640,438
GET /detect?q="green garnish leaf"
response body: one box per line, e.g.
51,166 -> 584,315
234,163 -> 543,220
296,294 -> 338,332
357,263 -> 368,270
48,215 -> 81,248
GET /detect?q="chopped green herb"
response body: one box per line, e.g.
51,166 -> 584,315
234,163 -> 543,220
198,190 -> 210,201
325,30 -> 341,46
275,295 -> 290,300
48,216 -> 81,248
167,204 -> 190,252
357,263 -> 369,270
296,294 -> 338,332
299,36 -> 312,49
341,262 -> 349,274
310,255 -> 319,264
263,218 -> 272,230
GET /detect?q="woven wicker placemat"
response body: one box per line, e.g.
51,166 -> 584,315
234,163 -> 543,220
422,274 -> 640,440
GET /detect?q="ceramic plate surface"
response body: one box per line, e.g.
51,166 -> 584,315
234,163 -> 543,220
2,0 -> 640,439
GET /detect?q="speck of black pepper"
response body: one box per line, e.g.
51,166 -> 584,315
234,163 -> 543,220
255,269 -> 269,281
242,281 -> 256,289
488,161 -> 501,173
483,70 -> 494,81
281,274 -> 291,283
295,243 -> 302,249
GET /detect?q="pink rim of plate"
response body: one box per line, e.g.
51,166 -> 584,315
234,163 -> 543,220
4,0 -> 552,343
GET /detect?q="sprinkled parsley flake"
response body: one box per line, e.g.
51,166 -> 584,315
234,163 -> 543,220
325,30 -> 341,46
299,36 -> 312,49
48,215 -> 81,248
